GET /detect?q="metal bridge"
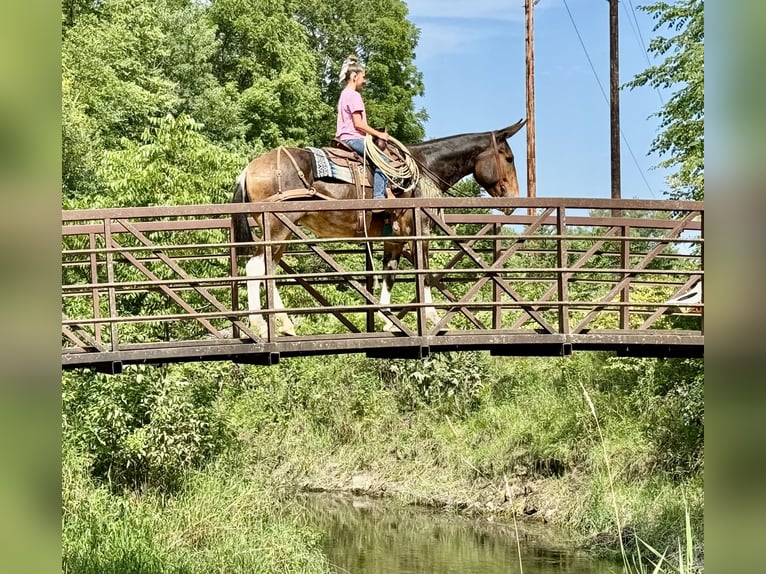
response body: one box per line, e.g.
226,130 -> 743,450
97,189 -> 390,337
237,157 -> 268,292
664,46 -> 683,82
62,197 -> 703,372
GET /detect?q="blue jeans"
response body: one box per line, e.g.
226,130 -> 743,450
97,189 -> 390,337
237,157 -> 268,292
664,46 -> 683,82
342,138 -> 389,199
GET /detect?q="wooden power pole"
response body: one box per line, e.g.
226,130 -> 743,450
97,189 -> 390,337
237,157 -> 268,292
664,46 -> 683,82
609,0 -> 621,201
525,0 -> 537,209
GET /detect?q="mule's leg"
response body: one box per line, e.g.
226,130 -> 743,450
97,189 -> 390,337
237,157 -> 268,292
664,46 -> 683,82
245,254 -> 269,338
421,241 -> 441,329
423,278 -> 441,329
271,277 -> 296,336
379,242 -> 403,332
266,245 -> 297,336
246,245 -> 297,337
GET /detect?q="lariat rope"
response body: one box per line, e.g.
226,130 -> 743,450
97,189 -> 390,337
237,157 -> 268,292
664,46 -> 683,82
363,134 -> 420,194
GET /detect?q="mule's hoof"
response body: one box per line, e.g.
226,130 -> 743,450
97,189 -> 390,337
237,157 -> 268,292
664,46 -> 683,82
250,324 -> 269,339
219,327 -> 234,339
382,322 -> 401,333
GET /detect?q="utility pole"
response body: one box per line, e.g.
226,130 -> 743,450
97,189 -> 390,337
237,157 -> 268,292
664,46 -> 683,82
609,0 -> 621,202
525,0 -> 537,214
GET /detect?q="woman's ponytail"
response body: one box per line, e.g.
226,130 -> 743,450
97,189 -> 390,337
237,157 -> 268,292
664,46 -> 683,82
339,54 -> 363,84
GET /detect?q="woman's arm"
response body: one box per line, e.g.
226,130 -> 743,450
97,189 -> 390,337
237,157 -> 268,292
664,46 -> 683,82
352,112 -> 389,141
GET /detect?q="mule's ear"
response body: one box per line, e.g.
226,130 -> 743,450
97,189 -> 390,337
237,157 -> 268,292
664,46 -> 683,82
499,119 -> 526,140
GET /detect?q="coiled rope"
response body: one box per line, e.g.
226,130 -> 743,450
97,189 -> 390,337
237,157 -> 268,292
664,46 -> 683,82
363,134 -> 420,194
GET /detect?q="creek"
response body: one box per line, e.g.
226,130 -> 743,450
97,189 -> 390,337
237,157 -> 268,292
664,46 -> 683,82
297,492 -> 617,574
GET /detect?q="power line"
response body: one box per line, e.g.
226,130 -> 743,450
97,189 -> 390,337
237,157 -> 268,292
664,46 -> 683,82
624,0 -> 651,66
562,0 -> 609,104
624,0 -> 664,106
561,0 -> 657,198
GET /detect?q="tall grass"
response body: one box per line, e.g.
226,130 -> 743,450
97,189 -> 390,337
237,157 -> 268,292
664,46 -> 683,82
221,351 -> 702,570
576,380 -> 701,574
62,351 -> 702,571
62,439 -> 332,573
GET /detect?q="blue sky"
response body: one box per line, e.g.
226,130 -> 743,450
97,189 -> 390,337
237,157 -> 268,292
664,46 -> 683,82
405,0 -> 673,200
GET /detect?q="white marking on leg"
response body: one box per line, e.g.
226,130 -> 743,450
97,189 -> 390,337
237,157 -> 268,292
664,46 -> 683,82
423,284 -> 440,329
245,255 -> 268,338
378,279 -> 396,332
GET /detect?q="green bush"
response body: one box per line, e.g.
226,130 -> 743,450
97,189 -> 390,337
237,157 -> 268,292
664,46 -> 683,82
63,364 -> 232,491
378,352 -> 489,416
603,357 -> 704,478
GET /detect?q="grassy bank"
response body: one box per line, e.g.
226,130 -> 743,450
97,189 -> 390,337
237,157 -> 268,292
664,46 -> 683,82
62,446 -> 332,573
62,351 -> 703,571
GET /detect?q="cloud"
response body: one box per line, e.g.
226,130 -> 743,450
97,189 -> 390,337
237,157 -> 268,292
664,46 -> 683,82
408,0 -> 548,60
405,0 -> 525,22
414,21 -> 490,61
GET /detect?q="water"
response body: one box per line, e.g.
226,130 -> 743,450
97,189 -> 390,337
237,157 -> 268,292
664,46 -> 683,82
297,492 -> 617,574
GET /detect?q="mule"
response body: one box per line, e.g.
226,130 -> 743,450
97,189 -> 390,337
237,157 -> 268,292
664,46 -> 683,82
231,119 -> 526,338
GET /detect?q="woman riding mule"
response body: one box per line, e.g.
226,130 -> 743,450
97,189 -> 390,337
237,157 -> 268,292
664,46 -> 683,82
335,55 -> 391,210
231,118 -> 526,338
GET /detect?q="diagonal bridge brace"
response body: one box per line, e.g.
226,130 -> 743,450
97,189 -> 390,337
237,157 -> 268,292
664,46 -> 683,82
423,207 -> 558,334
509,226 -> 623,329
384,225 -> 491,331
639,275 -> 703,329
273,214 -> 414,336
62,312 -> 108,352
572,211 -> 701,333
112,219 -> 262,341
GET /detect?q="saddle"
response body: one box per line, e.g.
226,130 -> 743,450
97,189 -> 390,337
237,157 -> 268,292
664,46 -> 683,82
304,137 -> 407,197
304,141 -> 373,193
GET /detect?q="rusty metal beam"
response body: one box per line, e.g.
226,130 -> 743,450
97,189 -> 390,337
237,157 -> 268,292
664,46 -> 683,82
62,198 -> 703,369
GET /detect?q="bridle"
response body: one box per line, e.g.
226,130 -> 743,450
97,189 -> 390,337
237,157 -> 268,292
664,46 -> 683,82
490,131 -> 509,197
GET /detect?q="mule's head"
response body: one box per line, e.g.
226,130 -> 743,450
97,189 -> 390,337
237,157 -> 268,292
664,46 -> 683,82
473,119 -> 526,198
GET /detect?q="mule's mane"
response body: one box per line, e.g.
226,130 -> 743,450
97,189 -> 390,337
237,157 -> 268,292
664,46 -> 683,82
416,175 -> 442,199
412,130 -> 496,148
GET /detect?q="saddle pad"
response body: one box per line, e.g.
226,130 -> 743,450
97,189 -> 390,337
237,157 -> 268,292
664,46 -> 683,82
305,146 -> 364,185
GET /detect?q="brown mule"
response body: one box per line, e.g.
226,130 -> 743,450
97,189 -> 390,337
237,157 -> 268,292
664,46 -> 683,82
231,119 -> 526,337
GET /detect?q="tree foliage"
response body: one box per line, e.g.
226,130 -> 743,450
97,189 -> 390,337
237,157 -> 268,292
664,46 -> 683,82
61,0 -> 426,205
626,0 -> 704,201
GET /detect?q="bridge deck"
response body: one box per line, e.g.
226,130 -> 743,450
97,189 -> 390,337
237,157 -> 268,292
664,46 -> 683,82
62,197 -> 703,372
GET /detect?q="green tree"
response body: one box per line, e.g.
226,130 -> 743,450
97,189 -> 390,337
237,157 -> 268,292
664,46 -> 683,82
61,0 -> 248,200
62,0 -> 181,149
156,0 -> 245,144
207,0 -> 330,148
92,113 -> 244,209
62,0 -> 427,200
626,0 -> 704,201
295,0 -> 427,144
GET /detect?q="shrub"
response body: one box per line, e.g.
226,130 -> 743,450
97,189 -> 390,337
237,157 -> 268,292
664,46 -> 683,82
378,351 -> 488,416
63,364 -> 232,491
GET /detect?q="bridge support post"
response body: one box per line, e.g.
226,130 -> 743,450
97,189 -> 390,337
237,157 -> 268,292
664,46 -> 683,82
365,242 -> 375,332
94,361 -> 123,375
232,352 -> 280,366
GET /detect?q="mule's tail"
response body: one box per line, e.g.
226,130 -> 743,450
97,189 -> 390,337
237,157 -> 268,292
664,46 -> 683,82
231,173 -> 255,255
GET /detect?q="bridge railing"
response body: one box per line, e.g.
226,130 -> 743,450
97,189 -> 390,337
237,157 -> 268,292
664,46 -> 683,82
62,197 -> 703,368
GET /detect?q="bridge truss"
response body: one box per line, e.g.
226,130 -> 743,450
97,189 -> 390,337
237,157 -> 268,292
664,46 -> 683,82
62,197 -> 703,372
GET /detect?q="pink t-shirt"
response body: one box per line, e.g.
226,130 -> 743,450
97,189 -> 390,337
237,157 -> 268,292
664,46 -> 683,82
336,87 -> 366,140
